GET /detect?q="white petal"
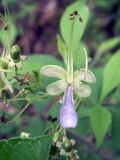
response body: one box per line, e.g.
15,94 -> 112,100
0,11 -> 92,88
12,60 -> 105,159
46,80 -> 67,95
73,81 -> 91,97
74,68 -> 96,83
40,65 -> 66,79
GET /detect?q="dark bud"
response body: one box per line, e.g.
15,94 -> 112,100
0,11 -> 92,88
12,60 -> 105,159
0,113 -> 7,123
10,44 -> 21,63
70,13 -> 73,17
73,10 -> 78,15
70,17 -> 74,21
79,17 -> 83,22
70,13 -> 74,21
4,25 -> 9,31
0,59 -> 8,70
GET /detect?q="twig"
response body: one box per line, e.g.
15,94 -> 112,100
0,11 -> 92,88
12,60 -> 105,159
8,102 -> 31,123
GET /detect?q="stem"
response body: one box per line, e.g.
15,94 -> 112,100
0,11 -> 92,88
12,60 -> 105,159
2,0 -> 11,59
83,48 -> 88,82
8,102 -> 31,123
15,65 -> 18,76
7,89 -> 27,103
67,18 -> 74,84
76,98 -> 81,112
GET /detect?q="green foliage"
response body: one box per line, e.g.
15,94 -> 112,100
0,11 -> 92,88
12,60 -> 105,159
60,0 -> 89,68
60,1 -> 89,49
89,67 -> 103,104
97,36 -> 120,54
111,107 -> 120,148
0,135 -> 51,160
101,50 -> 120,101
90,106 -> 112,147
0,20 -> 17,46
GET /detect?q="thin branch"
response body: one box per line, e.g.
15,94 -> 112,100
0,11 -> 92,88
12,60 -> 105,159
8,102 -> 31,124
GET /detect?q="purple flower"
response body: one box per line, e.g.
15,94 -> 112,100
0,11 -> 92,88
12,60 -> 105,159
60,85 -> 78,128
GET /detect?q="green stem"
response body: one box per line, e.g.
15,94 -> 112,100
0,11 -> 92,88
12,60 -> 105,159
67,18 -> 74,84
8,102 -> 31,123
15,65 -> 18,76
7,89 -> 27,103
76,98 -> 81,112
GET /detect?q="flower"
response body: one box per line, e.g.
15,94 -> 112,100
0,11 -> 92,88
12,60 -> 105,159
40,51 -> 96,128
40,63 -> 96,97
60,85 -> 78,128
40,11 -> 96,128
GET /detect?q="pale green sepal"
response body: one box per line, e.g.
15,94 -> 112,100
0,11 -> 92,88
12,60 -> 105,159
74,68 -> 96,83
46,80 -> 67,95
0,72 -> 13,93
73,80 -> 91,97
40,65 -> 66,79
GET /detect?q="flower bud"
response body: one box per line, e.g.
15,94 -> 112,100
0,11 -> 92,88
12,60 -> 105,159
62,139 -> 72,152
10,44 -> 21,63
0,59 -> 8,70
53,130 -> 62,143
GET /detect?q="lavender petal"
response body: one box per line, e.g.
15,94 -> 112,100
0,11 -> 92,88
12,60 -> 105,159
60,85 -> 78,128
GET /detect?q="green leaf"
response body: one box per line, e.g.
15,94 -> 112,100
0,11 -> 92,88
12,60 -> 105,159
89,67 -> 103,104
8,54 -> 63,77
0,20 -> 17,45
0,135 -> 51,160
97,36 -> 120,54
90,106 -> 112,147
101,50 -> 120,101
60,1 -> 89,51
73,43 -> 86,69
57,36 -> 86,69
57,35 -> 67,64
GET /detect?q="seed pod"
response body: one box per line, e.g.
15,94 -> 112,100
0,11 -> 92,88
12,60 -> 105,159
10,44 -> 21,63
0,59 -> 8,70
62,139 -> 72,152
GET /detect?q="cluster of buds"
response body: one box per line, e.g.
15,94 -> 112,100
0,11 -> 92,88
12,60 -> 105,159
53,130 -> 79,160
0,44 -> 27,94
